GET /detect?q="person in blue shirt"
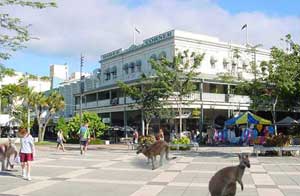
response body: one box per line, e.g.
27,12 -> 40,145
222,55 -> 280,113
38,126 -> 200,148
77,123 -> 91,155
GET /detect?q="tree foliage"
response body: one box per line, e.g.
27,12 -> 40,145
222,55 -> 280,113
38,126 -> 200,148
236,35 -> 300,125
56,117 -> 68,137
0,0 -> 56,64
152,50 -> 205,133
117,71 -> 172,135
28,90 -> 64,141
67,112 -> 107,139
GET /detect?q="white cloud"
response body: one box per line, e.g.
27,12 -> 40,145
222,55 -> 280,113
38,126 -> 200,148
5,0 -> 300,60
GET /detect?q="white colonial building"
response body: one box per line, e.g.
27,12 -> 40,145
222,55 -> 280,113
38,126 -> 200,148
59,30 -> 270,134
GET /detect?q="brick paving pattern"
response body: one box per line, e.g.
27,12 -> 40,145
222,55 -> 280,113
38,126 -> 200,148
0,145 -> 300,196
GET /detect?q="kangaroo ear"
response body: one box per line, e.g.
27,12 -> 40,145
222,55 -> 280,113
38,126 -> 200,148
238,154 -> 242,160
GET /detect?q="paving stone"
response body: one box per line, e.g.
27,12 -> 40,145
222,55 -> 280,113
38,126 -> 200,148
1,145 -> 300,196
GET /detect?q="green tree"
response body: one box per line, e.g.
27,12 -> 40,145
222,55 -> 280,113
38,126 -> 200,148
28,90 -> 65,141
236,35 -> 300,134
68,112 -> 107,140
151,50 -> 204,134
0,0 -> 56,63
56,117 -> 69,138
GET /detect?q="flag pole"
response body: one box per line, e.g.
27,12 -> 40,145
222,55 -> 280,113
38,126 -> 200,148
246,25 -> 248,45
133,26 -> 136,45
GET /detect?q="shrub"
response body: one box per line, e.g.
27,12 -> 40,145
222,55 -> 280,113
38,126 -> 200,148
66,138 -> 79,144
171,136 -> 191,150
139,135 -> 156,145
264,134 -> 291,147
89,139 -> 104,145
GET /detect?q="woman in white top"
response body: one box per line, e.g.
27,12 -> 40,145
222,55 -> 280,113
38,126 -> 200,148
18,128 -> 35,181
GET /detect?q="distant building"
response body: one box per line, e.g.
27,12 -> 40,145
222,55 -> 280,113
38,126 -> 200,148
50,64 -> 68,89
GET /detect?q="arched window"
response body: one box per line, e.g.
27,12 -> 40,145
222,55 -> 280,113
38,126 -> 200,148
150,54 -> 157,61
159,51 -> 167,60
129,62 -> 135,73
123,63 -> 129,74
136,60 -> 142,72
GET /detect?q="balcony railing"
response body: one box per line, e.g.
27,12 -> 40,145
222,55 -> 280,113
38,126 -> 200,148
229,95 -> 250,104
202,93 -> 226,102
86,101 -> 97,108
75,93 -> 251,110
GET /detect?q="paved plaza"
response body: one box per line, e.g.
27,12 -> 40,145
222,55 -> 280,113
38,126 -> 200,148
1,145 -> 300,196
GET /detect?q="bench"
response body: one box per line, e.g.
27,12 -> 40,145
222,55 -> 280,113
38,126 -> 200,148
253,145 -> 300,157
169,143 -> 199,151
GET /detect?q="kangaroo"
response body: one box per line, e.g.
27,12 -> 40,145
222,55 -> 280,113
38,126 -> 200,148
209,154 -> 250,196
0,139 -> 18,171
136,140 -> 176,170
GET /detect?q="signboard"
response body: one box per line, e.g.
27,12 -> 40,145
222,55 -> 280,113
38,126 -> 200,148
101,30 -> 174,60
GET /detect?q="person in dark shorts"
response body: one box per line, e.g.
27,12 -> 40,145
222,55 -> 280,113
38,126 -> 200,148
18,128 -> 35,181
77,123 -> 90,155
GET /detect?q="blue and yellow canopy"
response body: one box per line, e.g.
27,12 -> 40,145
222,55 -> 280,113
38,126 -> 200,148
225,112 -> 271,126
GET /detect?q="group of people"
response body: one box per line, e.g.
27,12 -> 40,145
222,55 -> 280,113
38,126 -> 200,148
56,122 -> 91,154
206,124 -> 275,145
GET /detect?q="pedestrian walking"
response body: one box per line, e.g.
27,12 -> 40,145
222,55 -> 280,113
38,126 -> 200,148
56,130 -> 66,152
77,123 -> 91,155
133,129 -> 139,144
18,128 -> 35,181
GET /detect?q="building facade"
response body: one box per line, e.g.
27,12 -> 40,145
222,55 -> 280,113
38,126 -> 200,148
60,30 -> 270,134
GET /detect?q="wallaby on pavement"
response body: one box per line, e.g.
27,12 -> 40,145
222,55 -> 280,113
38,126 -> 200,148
0,138 -> 18,171
209,154 -> 250,196
136,140 -> 176,170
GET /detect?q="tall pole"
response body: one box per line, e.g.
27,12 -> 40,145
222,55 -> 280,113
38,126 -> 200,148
246,25 -> 248,46
199,79 -> 204,142
79,54 -> 84,125
124,94 -> 127,138
133,27 -> 136,45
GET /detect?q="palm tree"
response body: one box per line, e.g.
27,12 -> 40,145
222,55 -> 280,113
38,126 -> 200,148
28,91 -> 65,141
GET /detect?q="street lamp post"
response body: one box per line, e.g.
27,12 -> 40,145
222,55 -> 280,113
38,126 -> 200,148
199,79 -> 204,142
79,54 -> 84,125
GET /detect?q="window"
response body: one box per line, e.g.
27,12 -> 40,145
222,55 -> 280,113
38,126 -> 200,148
86,93 -> 96,102
150,54 -> 157,61
209,84 -> 217,93
129,62 -> 135,73
104,69 -> 110,80
223,58 -> 229,69
159,51 -> 167,60
123,63 -> 129,74
111,66 -> 117,79
98,91 -> 110,100
210,56 -> 217,69
105,73 -> 111,80
136,60 -> 142,72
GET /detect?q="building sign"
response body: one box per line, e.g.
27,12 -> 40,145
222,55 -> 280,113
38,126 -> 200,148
101,30 -> 174,61
143,30 -> 174,46
101,48 -> 122,60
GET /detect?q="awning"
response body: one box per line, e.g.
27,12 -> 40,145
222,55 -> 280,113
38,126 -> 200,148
225,111 -> 271,126
276,116 -> 299,125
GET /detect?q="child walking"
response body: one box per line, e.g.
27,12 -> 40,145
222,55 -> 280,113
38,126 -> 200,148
18,128 -> 35,181
57,130 -> 66,152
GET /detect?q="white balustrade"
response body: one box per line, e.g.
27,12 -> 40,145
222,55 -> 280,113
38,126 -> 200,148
202,93 -> 226,102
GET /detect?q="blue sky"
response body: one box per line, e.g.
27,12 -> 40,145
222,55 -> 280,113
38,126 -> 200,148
3,0 -> 300,77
